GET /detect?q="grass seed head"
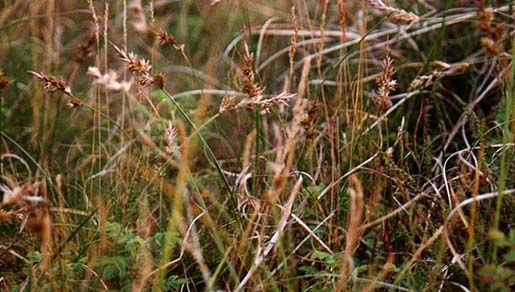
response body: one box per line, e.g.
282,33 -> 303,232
0,70 -> 11,89
372,49 -> 396,112
409,70 -> 442,91
153,72 -> 165,89
219,96 -> 236,113
113,44 -> 152,75
67,98 -> 83,108
367,0 -> 418,25
153,29 -> 184,52
74,33 -> 96,63
241,42 -> 263,99
28,71 -> 72,96
164,122 -> 181,158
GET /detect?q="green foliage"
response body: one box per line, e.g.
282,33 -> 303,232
310,250 -> 341,269
26,250 -> 41,264
95,256 -> 128,280
163,275 -> 189,290
475,230 -> 515,291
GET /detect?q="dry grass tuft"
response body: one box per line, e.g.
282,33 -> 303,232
1,1 -> 514,291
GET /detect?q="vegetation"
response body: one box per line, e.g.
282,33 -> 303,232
0,0 -> 514,291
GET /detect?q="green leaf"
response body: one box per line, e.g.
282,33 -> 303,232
489,229 -> 510,247
125,235 -> 144,256
27,251 -> 41,264
71,257 -> 88,273
163,275 -> 189,290
299,265 -> 318,274
105,222 -> 123,238
311,250 -> 331,261
96,256 -> 128,280
504,250 -> 515,264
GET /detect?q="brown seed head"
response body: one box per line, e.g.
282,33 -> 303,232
67,98 -> 83,108
480,37 -> 498,56
28,71 -> 72,96
367,0 -> 418,25
0,70 -> 11,89
136,75 -> 155,88
112,44 -> 152,74
241,43 -> 263,99
390,11 -> 418,25
373,50 -> 396,112
219,96 -> 236,113
153,72 -> 165,89
408,70 -> 442,91
155,30 -> 176,46
74,33 -> 96,63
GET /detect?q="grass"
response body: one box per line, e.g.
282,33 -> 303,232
0,0 -> 514,291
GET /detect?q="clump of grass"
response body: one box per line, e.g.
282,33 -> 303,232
0,1 -> 514,291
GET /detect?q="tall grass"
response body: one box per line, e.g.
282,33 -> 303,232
1,0 -> 514,291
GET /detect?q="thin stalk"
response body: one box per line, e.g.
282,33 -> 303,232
160,88 -> 237,215
492,36 -> 514,263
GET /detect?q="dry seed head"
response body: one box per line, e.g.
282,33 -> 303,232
234,93 -> 295,113
408,70 -> 442,91
480,37 -> 498,56
489,23 -> 507,42
254,92 -> 295,113
153,72 -> 165,89
219,96 -> 236,113
450,63 -> 470,74
136,75 -> 155,88
29,71 -> 72,96
241,42 -> 263,99
477,8 -> 493,29
74,33 -> 96,63
376,55 -> 396,90
372,50 -> 397,112
390,11 -> 418,25
476,6 -> 506,41
164,122 -> 181,158
366,0 -> 418,25
301,102 -> 318,139
67,98 -> 83,108
112,44 -> 152,75
432,60 -> 451,71
0,70 -> 11,89
156,31 -> 176,46
432,61 -> 469,75
131,58 -> 152,75
111,44 -> 155,93
153,29 -> 185,52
